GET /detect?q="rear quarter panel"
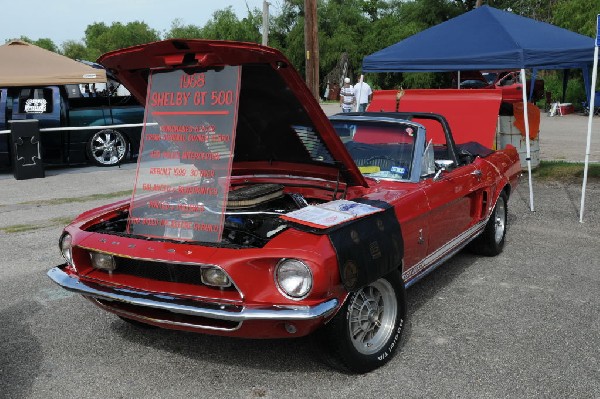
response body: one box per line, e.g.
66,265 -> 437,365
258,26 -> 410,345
483,146 -> 521,196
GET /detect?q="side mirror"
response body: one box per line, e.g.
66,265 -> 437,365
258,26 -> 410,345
433,160 -> 454,181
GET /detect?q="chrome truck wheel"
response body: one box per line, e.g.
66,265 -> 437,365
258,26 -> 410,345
87,129 -> 128,166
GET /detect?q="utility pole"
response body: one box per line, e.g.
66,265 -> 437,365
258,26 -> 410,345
304,0 -> 319,100
262,1 -> 270,46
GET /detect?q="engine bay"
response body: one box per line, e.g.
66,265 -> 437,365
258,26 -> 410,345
86,183 -> 320,248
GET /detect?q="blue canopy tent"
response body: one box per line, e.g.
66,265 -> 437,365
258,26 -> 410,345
363,6 -> 593,73
363,5 -> 596,211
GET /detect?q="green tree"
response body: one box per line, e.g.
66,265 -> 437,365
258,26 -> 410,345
360,0 -> 463,90
199,7 -> 262,42
61,40 -> 89,60
84,21 -> 160,60
401,0 -> 462,28
319,0 -> 370,77
267,0 -> 303,54
5,36 -> 34,44
453,0 -> 552,16
25,0 -> 580,92
164,19 -> 204,39
269,0 -> 371,90
33,38 -> 59,53
552,0 -> 600,37
479,0 -> 558,22
360,0 -> 381,21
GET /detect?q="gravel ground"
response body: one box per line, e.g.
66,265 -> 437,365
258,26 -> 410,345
0,173 -> 598,398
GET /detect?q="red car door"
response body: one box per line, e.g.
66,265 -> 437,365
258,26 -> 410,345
421,163 -> 484,261
392,188 -> 430,272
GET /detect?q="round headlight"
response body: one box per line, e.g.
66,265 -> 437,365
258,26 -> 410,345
59,233 -> 73,264
275,259 -> 312,299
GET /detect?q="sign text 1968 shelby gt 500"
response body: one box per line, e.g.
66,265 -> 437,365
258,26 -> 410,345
48,39 -> 520,373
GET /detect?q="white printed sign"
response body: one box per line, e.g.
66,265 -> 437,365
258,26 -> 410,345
24,99 -> 47,113
282,200 -> 384,229
127,67 -> 241,242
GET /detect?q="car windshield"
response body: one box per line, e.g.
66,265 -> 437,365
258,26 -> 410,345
331,121 -> 416,181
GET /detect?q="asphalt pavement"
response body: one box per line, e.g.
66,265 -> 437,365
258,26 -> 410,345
0,106 -> 599,398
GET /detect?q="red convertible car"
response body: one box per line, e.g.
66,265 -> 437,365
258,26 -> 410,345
48,40 -> 521,373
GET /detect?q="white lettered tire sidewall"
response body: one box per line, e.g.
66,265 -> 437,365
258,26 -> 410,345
325,270 -> 407,373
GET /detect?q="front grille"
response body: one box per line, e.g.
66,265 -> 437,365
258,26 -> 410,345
113,257 -> 234,291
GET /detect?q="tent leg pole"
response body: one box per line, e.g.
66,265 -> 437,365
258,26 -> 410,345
520,69 -> 534,212
526,159 -> 534,211
580,45 -> 599,222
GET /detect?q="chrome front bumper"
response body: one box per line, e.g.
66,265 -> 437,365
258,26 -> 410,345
47,265 -> 339,322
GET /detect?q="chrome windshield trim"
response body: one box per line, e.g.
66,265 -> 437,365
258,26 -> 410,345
48,266 -> 338,322
328,114 -> 424,130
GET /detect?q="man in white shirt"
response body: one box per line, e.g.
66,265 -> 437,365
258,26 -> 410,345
353,79 -> 373,112
339,77 -> 355,113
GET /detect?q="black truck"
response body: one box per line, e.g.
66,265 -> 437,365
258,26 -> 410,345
0,84 -> 144,168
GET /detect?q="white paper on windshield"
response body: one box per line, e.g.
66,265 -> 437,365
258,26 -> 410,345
127,66 -> 241,242
281,200 -> 384,229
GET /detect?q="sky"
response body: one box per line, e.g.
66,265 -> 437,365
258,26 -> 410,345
2,0 -> 270,46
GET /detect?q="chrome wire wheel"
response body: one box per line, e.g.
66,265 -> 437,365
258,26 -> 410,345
89,129 -> 127,166
493,196 -> 507,244
347,278 -> 398,355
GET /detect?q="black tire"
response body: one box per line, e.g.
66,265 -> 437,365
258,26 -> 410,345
469,191 -> 508,256
321,270 -> 407,373
87,129 -> 129,166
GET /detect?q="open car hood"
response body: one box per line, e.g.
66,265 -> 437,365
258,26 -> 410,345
98,39 -> 366,187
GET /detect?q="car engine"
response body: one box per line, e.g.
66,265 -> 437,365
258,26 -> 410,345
87,183 -> 310,248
